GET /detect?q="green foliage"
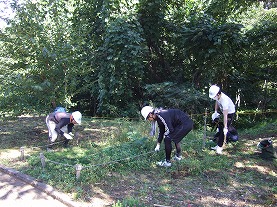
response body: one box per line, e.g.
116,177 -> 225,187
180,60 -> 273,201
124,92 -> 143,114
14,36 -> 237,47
238,115 -> 277,133
0,0 -> 277,117
144,82 -> 209,111
96,15 -> 147,117
237,7 -> 277,110
143,82 -> 210,128
0,0 -> 78,114
113,198 -> 144,207
205,0 -> 259,22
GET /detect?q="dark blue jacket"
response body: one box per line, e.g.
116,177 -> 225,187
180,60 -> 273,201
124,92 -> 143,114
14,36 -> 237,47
156,109 -> 193,143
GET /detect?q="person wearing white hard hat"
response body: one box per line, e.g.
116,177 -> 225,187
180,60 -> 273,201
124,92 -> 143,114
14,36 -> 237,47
46,110 -> 82,150
141,106 -> 193,167
209,85 -> 236,154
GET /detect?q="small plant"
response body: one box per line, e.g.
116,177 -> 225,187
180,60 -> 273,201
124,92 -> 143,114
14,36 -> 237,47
112,197 -> 144,207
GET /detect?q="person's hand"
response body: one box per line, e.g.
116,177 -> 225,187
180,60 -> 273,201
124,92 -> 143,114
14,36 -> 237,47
154,143 -> 160,152
212,112 -> 220,121
68,132 -> 74,137
223,128 -> 228,136
63,133 -> 73,140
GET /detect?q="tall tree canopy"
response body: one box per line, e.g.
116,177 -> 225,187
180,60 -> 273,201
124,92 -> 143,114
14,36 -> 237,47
0,0 -> 276,117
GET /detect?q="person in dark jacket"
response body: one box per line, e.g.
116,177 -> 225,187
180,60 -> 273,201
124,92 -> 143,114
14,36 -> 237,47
45,111 -> 82,150
141,106 -> 193,167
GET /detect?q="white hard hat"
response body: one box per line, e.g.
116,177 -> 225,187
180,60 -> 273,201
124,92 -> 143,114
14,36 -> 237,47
209,85 -> 220,98
72,111 -> 82,124
141,106 -> 154,120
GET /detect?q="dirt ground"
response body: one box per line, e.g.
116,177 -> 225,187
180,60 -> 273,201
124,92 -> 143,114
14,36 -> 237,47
0,169 -> 70,207
0,116 -> 276,207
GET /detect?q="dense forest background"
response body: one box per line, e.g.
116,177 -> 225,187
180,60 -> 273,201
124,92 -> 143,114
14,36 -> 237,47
0,0 -> 276,118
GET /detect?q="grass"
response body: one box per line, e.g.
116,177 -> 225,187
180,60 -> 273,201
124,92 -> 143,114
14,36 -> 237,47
0,115 -> 276,207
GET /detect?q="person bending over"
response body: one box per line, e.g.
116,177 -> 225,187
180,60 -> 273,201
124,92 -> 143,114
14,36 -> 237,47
141,106 -> 193,167
45,111 -> 82,150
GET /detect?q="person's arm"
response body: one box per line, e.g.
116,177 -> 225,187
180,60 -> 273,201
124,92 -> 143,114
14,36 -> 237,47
55,118 -> 70,135
154,128 -> 163,152
67,123 -> 74,133
157,124 -> 165,143
215,101 -> 219,112
222,109 -> 228,136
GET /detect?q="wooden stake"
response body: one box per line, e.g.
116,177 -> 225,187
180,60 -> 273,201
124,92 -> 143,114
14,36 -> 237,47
20,146 -> 25,161
39,152 -> 46,170
75,164 -> 82,180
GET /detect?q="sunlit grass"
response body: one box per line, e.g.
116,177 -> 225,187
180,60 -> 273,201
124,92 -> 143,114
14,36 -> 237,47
0,116 -> 276,207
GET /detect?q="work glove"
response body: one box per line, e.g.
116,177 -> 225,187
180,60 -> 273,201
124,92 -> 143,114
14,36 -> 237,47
63,133 -> 73,140
223,128 -> 228,136
68,132 -> 74,137
212,112 -> 220,121
154,143 -> 160,152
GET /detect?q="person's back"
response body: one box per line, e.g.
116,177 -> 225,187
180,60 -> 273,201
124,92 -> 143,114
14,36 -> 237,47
216,92 -> 235,114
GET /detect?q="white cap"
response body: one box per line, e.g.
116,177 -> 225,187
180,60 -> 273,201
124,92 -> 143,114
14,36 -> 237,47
72,111 -> 82,124
141,106 -> 154,120
209,85 -> 220,98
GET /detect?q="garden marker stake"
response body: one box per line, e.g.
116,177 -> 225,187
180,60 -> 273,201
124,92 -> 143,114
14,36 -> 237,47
75,164 -> 82,180
39,153 -> 46,171
20,146 -> 25,161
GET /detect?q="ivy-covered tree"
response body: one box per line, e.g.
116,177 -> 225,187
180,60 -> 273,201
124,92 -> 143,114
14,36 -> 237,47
96,15 -> 147,117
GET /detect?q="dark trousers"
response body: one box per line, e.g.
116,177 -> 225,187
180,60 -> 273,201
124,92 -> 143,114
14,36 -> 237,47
218,113 -> 235,147
164,119 -> 193,161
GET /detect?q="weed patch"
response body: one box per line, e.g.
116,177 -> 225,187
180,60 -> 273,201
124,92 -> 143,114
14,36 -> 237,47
0,116 -> 276,207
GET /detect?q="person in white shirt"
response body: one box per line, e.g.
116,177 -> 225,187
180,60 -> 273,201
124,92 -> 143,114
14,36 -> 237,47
209,85 -> 237,154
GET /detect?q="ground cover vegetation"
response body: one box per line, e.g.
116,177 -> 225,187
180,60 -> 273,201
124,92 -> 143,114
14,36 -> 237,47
0,114 -> 276,206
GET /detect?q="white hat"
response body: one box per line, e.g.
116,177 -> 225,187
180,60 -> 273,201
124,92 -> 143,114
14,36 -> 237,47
209,85 -> 220,99
141,106 -> 154,120
72,111 -> 82,124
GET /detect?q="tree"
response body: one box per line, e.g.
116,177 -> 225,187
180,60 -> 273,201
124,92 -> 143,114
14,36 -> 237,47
238,6 -> 277,110
0,0 -> 276,117
0,0 -> 77,114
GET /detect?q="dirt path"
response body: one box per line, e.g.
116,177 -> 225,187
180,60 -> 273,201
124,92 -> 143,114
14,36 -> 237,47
0,165 -> 84,207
